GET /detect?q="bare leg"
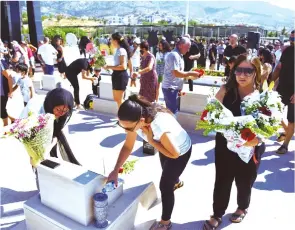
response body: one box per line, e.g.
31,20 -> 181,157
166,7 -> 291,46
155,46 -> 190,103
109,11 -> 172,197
283,122 -> 294,147
112,90 -> 125,109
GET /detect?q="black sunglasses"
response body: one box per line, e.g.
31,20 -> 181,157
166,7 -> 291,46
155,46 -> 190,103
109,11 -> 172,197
235,67 -> 255,76
116,119 -> 140,132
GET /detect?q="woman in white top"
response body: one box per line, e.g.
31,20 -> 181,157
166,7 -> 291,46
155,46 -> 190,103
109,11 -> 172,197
107,94 -> 192,230
103,32 -> 131,109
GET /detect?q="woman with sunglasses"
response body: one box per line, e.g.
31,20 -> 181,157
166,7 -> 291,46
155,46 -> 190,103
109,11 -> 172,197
20,88 -> 80,165
203,55 -> 266,230
107,94 -> 192,230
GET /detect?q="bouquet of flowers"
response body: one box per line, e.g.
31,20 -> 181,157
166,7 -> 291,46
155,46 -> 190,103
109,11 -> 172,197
240,81 -> 284,138
197,98 -> 267,163
2,112 -> 55,166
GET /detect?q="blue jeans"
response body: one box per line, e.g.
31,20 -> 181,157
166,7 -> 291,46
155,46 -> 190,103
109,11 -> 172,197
45,64 -> 54,75
162,88 -> 180,115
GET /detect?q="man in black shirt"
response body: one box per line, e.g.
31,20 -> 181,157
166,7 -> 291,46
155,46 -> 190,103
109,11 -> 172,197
183,34 -> 200,91
272,30 -> 295,154
223,34 -> 247,77
65,58 -> 96,109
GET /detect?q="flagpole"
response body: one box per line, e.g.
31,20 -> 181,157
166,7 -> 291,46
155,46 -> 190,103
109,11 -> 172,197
185,0 -> 189,35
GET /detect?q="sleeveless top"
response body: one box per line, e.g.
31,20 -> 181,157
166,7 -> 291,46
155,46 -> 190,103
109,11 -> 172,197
216,88 -> 241,146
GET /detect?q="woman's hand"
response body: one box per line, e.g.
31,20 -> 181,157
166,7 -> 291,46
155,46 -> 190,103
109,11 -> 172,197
107,169 -> 119,187
103,64 -> 109,70
132,72 -> 140,78
243,137 -> 259,147
142,126 -> 153,142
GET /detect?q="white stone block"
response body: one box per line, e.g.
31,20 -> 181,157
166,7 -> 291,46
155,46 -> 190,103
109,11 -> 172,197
100,78 -> 113,100
32,79 -> 43,90
24,181 -> 158,230
42,75 -> 61,91
37,157 -> 123,226
177,111 -> 201,132
93,98 -> 118,116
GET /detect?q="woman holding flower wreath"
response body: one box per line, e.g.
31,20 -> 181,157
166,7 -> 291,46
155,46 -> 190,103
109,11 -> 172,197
107,94 -> 192,230
203,55 -> 266,230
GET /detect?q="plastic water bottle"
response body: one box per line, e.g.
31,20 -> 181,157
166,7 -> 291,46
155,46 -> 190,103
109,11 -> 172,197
102,182 -> 115,193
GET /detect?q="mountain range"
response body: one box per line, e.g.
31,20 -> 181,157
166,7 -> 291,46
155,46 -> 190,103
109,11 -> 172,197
39,1 -> 295,30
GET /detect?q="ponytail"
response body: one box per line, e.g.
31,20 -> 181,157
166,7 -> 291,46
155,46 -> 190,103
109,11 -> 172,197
111,32 -> 131,60
118,94 -> 173,123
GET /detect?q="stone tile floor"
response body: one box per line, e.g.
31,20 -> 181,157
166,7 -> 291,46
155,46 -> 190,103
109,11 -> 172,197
0,70 -> 294,230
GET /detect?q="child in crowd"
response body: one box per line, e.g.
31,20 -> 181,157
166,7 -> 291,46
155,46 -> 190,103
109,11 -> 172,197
92,67 -> 101,96
11,63 -> 34,107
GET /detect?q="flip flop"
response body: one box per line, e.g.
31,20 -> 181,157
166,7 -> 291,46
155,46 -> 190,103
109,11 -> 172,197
174,181 -> 184,191
276,133 -> 286,142
203,216 -> 222,230
230,210 -> 247,223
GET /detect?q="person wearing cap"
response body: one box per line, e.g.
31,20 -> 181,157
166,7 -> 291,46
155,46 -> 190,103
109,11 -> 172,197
223,34 -> 247,78
11,40 -> 29,66
130,37 -> 141,87
162,37 -> 201,115
37,37 -> 58,75
20,41 -> 36,78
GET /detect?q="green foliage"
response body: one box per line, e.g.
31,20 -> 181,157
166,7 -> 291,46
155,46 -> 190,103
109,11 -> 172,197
267,31 -> 275,37
43,27 -> 87,41
21,26 -> 29,35
56,14 -> 64,21
122,160 -> 138,174
188,19 -> 199,26
41,15 -> 49,21
281,26 -> 287,36
22,11 -> 28,24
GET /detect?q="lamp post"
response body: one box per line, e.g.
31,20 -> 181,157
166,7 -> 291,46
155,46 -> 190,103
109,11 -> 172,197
185,0 -> 189,35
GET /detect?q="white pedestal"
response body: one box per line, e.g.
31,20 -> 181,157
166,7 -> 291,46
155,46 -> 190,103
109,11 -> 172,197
37,157 -> 123,226
177,85 -> 218,131
24,181 -> 158,230
42,75 -> 61,91
100,78 -> 113,100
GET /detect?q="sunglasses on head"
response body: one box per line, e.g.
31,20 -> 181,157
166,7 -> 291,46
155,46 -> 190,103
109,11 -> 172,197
235,67 -> 255,76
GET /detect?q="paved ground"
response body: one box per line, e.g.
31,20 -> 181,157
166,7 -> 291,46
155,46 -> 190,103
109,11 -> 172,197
0,69 -> 294,230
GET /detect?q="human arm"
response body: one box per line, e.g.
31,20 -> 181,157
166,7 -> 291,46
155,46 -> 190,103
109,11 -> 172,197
29,86 -> 33,100
81,69 -> 95,82
107,131 -> 137,186
261,63 -> 272,83
137,55 -> 154,75
271,62 -> 281,83
215,85 -> 226,103
2,70 -> 14,97
104,48 -> 127,71
128,59 -> 133,76
57,46 -> 64,62
142,126 -> 180,159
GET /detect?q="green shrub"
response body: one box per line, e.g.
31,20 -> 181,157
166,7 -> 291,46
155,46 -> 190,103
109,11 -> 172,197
43,27 -> 87,41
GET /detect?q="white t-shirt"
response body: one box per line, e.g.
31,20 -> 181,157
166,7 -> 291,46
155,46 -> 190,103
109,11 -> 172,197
137,112 -> 191,156
131,46 -> 140,68
113,48 -> 127,69
17,76 -> 33,103
37,44 -> 58,66
274,49 -> 282,67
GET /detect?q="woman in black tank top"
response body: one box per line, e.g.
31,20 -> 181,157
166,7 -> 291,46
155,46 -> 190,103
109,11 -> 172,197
204,55 -> 266,230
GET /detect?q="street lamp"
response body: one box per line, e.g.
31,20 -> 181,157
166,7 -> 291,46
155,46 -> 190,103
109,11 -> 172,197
185,0 -> 189,35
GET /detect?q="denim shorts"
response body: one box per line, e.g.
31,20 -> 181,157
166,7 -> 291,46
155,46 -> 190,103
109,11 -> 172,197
162,88 -> 180,114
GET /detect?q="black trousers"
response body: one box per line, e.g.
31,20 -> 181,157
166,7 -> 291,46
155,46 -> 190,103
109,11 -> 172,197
213,142 -> 265,218
66,74 -> 80,105
159,146 -> 192,221
217,54 -> 224,70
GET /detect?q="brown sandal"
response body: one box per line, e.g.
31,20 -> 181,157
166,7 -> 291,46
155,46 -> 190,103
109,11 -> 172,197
203,216 -> 222,230
276,133 -> 286,142
230,210 -> 248,223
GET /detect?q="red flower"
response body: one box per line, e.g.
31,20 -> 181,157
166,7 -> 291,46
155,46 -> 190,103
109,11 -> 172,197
258,106 -> 271,116
118,167 -> 124,174
194,69 -> 205,77
241,128 -> 256,142
200,110 -> 208,121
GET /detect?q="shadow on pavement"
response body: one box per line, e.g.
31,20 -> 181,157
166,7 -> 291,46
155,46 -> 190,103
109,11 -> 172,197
191,147 -> 215,166
0,187 -> 38,206
172,213 -> 233,230
254,149 -> 295,193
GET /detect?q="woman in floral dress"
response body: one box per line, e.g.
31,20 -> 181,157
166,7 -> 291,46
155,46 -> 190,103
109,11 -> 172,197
132,41 -> 158,102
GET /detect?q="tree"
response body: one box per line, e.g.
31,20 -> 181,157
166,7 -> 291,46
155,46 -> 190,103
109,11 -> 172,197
188,19 -> 199,26
22,11 -> 28,24
281,26 -> 288,36
156,20 -> 169,25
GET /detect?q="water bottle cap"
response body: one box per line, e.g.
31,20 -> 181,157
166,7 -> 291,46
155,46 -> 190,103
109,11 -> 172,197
93,192 -> 108,202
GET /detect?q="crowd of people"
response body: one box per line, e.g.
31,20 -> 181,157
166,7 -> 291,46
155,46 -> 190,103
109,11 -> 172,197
0,29 -> 294,230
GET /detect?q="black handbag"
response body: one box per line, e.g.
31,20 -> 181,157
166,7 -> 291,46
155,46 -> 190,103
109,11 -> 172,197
143,140 -> 158,155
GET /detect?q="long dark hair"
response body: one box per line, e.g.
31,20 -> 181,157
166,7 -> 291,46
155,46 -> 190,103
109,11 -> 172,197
259,48 -> 273,65
159,40 -> 171,53
225,55 -> 262,100
44,88 -> 74,136
118,94 -> 172,123
111,32 -> 131,60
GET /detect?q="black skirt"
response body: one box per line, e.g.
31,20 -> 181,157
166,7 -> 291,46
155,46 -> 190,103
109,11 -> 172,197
57,58 -> 67,74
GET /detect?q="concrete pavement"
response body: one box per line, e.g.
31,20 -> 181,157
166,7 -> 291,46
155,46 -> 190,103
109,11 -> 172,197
0,70 -> 294,230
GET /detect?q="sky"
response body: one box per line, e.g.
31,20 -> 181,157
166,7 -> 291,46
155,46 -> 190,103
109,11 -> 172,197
265,0 -> 295,11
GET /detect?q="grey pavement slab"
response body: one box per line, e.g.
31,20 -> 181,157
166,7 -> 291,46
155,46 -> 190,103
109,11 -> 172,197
1,109 -> 294,230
